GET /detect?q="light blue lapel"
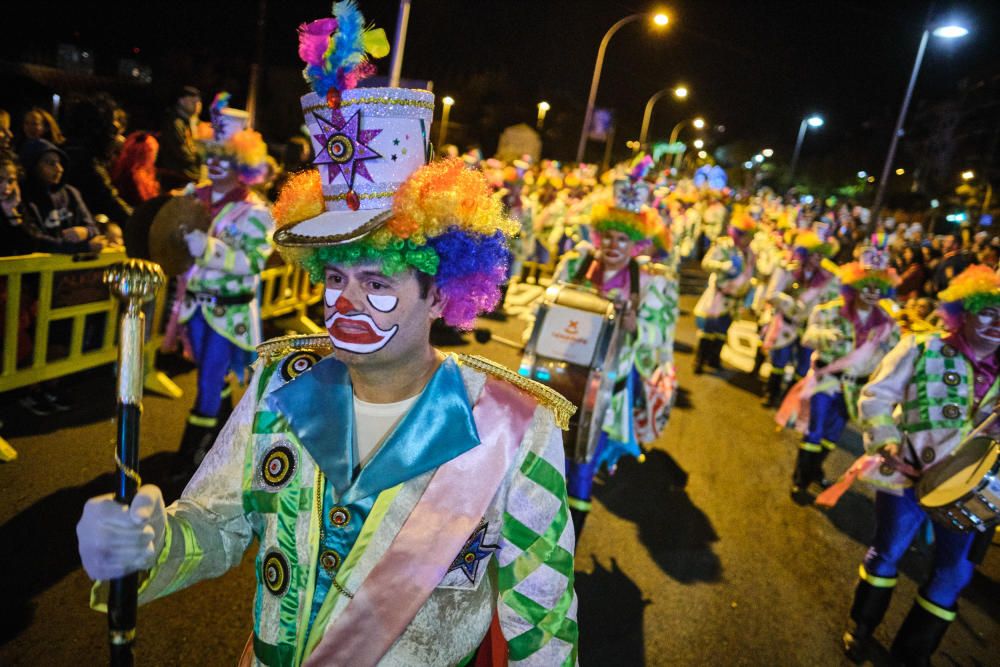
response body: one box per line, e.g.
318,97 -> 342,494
264,356 -> 481,503
265,355 -> 356,494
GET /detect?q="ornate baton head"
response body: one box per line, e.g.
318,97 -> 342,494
103,258 -> 165,304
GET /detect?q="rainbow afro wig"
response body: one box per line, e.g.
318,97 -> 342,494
589,200 -> 661,242
839,261 -> 898,293
205,93 -> 268,185
792,230 -> 834,257
275,158 -> 518,329
937,264 -> 1000,331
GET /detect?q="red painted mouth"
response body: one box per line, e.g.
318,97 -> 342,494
329,318 -> 382,344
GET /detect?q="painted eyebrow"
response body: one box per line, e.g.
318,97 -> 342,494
355,271 -> 398,284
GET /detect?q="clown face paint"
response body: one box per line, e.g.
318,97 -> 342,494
599,229 -> 635,272
967,306 -> 1000,347
858,284 -> 883,307
324,288 -> 399,353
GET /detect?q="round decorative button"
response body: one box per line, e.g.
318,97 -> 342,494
325,134 -> 355,164
879,463 -> 895,477
942,371 -> 961,386
212,305 -> 226,317
329,506 -> 351,528
262,550 -> 290,596
921,447 -> 936,464
261,445 -> 296,488
234,323 -> 247,335
320,550 -> 341,573
942,404 -> 962,420
280,350 -> 321,382
941,345 -> 957,358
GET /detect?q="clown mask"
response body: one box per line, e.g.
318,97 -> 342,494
858,283 -> 883,307
599,229 -> 635,272
206,154 -> 239,191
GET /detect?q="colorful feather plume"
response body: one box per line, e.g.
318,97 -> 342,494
298,1 -> 390,99
210,92 -> 231,115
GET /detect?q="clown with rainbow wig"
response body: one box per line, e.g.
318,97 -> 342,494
839,264 -> 1000,664
693,207 -> 757,373
552,156 -> 679,533
786,243 -> 900,495
74,4 -> 579,665
172,92 -> 274,478
759,229 -> 841,407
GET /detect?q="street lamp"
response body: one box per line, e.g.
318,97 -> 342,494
961,170 -> 975,181
638,84 -> 689,149
895,168 -> 906,176
858,170 -> 868,179
668,116 -> 708,171
788,113 -> 824,185
697,150 -> 708,159
693,138 -> 705,149
536,101 -> 551,130
871,18 -> 970,218
762,148 -> 774,158
437,96 -> 454,150
576,11 -> 670,163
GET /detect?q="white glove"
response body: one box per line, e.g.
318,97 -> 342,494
814,328 -> 843,345
184,230 -> 208,259
77,484 -> 166,581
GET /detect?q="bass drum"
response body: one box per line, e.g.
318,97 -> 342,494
519,282 -> 625,463
918,436 -> 1000,532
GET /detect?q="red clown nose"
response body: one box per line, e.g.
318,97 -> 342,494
335,295 -> 356,314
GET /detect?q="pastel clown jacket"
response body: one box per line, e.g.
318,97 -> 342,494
760,264 -> 841,352
125,336 -> 579,666
694,236 -> 755,321
554,251 -> 680,447
858,332 -> 1000,492
800,297 -> 900,398
179,191 -> 274,351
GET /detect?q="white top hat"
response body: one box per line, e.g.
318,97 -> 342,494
274,87 -> 434,246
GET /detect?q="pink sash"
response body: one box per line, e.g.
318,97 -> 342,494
302,377 -> 537,667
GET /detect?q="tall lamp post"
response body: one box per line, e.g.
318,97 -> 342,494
788,114 -> 824,186
536,101 -> 551,130
871,20 -> 969,219
668,116 -> 705,171
437,96 -> 454,151
638,85 -> 687,150
388,0 -> 412,87
576,11 -> 669,164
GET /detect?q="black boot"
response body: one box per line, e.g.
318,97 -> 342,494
842,576 -> 895,661
890,597 -> 953,667
761,372 -> 784,407
707,338 -> 724,369
694,338 -> 708,374
791,447 -> 822,495
170,412 -> 218,482
815,447 -> 833,488
216,386 -> 234,430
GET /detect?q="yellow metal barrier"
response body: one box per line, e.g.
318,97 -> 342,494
0,249 -> 179,397
259,262 -> 323,334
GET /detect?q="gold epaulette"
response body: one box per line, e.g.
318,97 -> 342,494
256,333 -> 333,365
457,354 -> 576,430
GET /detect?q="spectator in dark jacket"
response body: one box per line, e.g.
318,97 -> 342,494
61,93 -> 133,226
156,86 -> 203,191
20,139 -> 106,254
895,245 -> 927,302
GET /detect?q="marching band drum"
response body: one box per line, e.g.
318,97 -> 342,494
519,282 -> 626,464
918,436 -> 1000,533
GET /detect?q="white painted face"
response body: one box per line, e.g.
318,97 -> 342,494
858,284 -> 882,307
970,306 -> 1000,346
206,155 -> 235,182
323,287 -> 399,354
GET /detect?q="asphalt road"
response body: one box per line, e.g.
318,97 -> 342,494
1,293 -> 997,666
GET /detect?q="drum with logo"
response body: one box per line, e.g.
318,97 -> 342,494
917,436 -> 1000,532
519,282 -> 624,463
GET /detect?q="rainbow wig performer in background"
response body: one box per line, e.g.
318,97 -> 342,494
76,5 -> 579,665
785,246 -> 900,495
839,265 -> 1000,664
555,156 -> 679,533
759,230 -> 840,407
173,94 -> 272,479
692,209 -> 756,373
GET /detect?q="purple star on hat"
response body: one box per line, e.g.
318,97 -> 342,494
312,110 -> 382,188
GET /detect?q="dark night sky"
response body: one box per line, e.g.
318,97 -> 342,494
6,0 -> 1000,170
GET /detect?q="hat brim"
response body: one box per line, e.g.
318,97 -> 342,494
273,207 -> 391,248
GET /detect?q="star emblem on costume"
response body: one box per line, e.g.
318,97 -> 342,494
448,523 -> 498,583
312,110 -> 382,188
